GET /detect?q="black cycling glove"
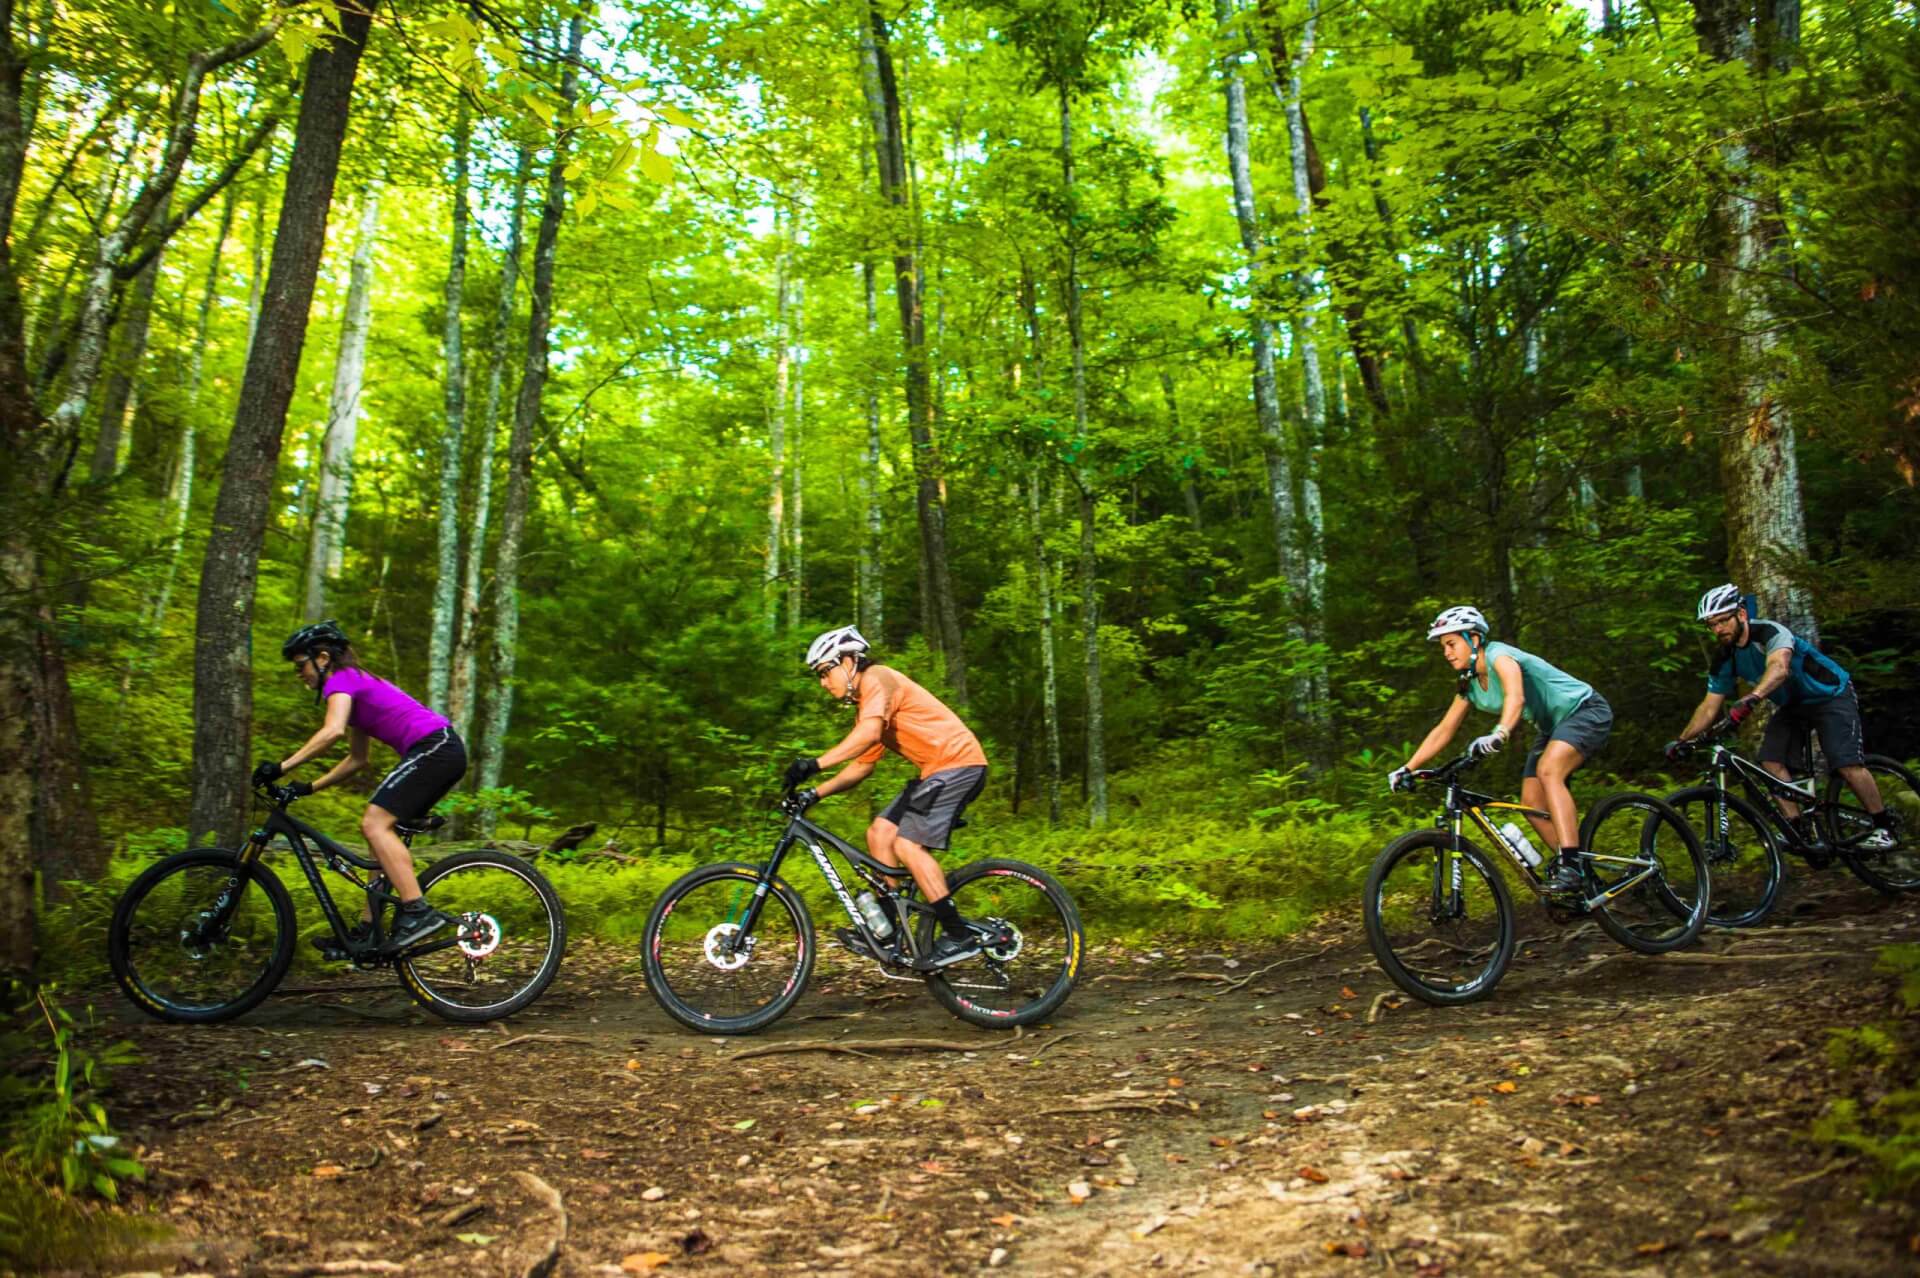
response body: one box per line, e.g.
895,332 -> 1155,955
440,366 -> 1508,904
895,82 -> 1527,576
783,757 -> 821,790
287,780 -> 314,798
252,759 -> 283,785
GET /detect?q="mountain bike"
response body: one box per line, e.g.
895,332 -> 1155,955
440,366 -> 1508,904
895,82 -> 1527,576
641,791 -> 1083,1034
1666,719 -> 1920,926
1365,754 -> 1709,1005
108,781 -> 566,1024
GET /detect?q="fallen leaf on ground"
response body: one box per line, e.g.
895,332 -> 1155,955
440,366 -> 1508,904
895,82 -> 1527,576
1299,1166 -> 1330,1184
455,1232 -> 495,1246
1636,1241 -> 1674,1255
622,1252 -> 674,1273
311,1164 -> 345,1178
1324,1240 -> 1368,1258
1167,1077 -> 1185,1088
990,1213 -> 1019,1227
1340,987 -> 1358,1000
1493,1081 -> 1518,1094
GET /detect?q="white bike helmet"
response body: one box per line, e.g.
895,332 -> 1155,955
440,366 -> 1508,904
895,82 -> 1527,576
1696,583 -> 1743,620
804,625 -> 870,670
1426,605 -> 1490,642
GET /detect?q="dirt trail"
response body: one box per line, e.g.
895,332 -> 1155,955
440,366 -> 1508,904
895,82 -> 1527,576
81,886 -> 1920,1277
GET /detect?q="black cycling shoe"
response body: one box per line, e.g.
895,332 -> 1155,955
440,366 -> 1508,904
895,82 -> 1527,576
312,920 -> 372,961
382,904 -> 452,953
914,932 -> 984,972
1544,855 -> 1586,899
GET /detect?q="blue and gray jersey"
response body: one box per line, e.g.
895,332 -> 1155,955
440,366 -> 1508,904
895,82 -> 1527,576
1707,618 -> 1849,707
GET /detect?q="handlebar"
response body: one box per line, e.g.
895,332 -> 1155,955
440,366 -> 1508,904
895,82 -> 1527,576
1670,717 -> 1737,760
1406,753 -> 1482,787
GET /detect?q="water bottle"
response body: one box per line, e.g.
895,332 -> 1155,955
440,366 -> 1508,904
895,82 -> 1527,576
1499,821 -> 1542,870
855,891 -> 894,939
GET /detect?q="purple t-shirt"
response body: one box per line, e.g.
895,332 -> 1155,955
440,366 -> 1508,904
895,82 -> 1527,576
321,668 -> 449,754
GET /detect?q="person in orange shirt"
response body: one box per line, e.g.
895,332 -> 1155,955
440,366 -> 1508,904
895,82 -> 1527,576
783,626 -> 990,969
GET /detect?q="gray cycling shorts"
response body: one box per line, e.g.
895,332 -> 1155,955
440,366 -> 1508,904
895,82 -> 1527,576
1523,694 -> 1612,779
1761,684 -> 1867,770
876,765 -> 988,851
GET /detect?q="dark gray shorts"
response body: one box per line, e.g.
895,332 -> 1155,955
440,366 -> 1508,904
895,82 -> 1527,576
1523,694 -> 1612,779
369,728 -> 468,820
877,765 -> 987,851
1761,684 -> 1866,770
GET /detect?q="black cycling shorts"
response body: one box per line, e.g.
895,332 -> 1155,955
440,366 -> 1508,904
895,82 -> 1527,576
1760,684 -> 1867,771
877,765 -> 988,851
369,727 -> 468,820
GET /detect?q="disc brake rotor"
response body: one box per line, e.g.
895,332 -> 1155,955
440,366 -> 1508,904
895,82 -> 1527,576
704,923 -> 753,971
982,917 -> 1022,962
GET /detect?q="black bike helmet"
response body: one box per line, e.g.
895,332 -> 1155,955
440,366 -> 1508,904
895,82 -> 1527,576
282,619 -> 349,661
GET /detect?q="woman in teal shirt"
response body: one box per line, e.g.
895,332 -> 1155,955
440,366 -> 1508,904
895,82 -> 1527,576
1389,606 -> 1614,894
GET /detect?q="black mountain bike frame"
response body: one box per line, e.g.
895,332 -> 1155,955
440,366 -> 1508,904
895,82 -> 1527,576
1695,739 -> 1874,857
729,809 -> 938,970
237,790 -> 458,963
1420,758 -> 1659,911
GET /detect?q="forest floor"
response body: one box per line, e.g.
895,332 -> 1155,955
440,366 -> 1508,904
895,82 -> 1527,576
51,881 -> 1920,1278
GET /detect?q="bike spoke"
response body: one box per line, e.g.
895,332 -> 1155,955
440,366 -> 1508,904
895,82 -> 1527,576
1582,797 -> 1706,950
1369,844 -> 1508,1000
648,874 -> 808,1028
919,867 -> 1078,1024
403,857 -> 563,1017
117,861 -> 283,1015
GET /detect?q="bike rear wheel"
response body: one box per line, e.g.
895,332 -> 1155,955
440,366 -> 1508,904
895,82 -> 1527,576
1579,792 -> 1709,954
916,859 -> 1084,1029
1826,755 -> 1920,894
1665,786 -> 1784,928
398,850 -> 568,1022
108,849 -> 296,1023
1363,831 -> 1514,1005
642,862 -> 815,1034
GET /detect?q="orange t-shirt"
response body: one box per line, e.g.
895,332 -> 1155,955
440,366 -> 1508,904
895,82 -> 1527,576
853,665 -> 988,778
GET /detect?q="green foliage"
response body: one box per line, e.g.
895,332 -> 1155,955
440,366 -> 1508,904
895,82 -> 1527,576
1813,945 -> 1920,1199
0,986 -> 144,1203
439,786 -> 554,840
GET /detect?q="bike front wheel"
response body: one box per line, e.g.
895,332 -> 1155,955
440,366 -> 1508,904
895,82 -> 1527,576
1580,792 -> 1710,954
642,862 -> 815,1035
1826,756 -> 1920,894
398,850 -> 568,1022
1665,786 -> 1784,928
1363,831 -> 1514,1005
108,849 -> 296,1023
916,859 -> 1084,1029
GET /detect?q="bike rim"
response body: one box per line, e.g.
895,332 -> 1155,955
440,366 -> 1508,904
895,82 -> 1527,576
121,864 -> 280,1013
1372,844 -> 1506,998
920,868 -> 1079,1022
649,875 -> 808,1027
1668,794 -> 1776,926
1831,762 -> 1920,889
1588,802 -> 1705,944
404,860 -> 561,1015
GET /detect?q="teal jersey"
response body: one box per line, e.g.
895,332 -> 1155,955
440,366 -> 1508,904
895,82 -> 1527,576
1459,641 -> 1594,731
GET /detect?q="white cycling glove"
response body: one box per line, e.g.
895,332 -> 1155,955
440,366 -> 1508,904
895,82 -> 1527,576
1466,725 -> 1509,760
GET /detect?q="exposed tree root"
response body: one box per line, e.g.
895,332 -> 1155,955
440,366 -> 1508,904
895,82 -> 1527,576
514,1170 -> 568,1278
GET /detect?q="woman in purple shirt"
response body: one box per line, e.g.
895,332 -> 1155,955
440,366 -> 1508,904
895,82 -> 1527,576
251,621 -> 468,953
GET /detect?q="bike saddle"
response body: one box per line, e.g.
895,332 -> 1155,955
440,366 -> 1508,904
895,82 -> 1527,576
396,813 -> 447,837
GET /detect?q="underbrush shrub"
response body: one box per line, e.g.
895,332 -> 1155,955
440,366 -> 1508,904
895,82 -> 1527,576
1812,944 -> 1920,1199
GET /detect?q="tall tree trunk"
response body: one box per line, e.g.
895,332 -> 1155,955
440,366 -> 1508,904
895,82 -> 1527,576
244,144 -> 271,354
189,0 -> 372,849
90,185 -> 171,481
1161,371 -> 1203,530
788,275 -> 806,630
1018,274 -> 1063,826
766,246 -> 788,627
477,14 -> 582,809
1693,0 -> 1815,637
858,258 -> 884,635
1026,473 -> 1063,826
45,19 -> 282,460
449,145 -> 531,743
1056,82 -> 1106,827
301,184 -> 379,621
1278,0 -> 1329,720
1214,0 -> 1300,613
862,2 -> 966,703
428,96 -> 471,712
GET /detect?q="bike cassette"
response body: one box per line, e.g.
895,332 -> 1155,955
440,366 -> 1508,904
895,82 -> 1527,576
456,912 -> 502,960
980,918 -> 1022,962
